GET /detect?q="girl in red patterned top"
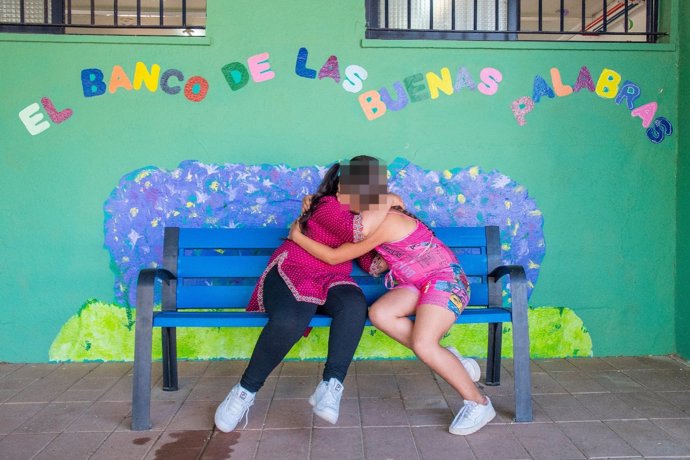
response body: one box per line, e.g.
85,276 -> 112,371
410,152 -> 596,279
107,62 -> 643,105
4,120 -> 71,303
215,156 -> 397,433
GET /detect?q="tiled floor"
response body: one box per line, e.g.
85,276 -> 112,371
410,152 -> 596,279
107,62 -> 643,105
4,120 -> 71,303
1,355 -> 690,459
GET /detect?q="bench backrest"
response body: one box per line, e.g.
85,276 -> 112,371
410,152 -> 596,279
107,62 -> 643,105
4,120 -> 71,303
160,226 -> 502,310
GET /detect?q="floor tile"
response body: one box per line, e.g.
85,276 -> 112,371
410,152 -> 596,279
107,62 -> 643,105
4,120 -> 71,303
355,373 -> 400,398
464,424 -> 531,459
549,371 -> 609,393
166,400 -> 217,431
605,419 -> 690,457
650,417 -> 690,447
14,401 -> 91,433
572,393 -> 646,420
589,370 -> 645,392
53,377 -> 120,402
33,431 -> 109,460
557,421 -> 641,458
532,393 -> 596,422
396,372 -> 444,399
273,375 -> 322,399
202,360 -> 247,377
403,396 -> 451,427
0,402 -> 47,434
530,372 -> 568,394
65,400 -> 131,432
566,357 -> 616,372
311,427 -> 364,459
359,397 -> 408,427
614,391 -> 688,418
624,369 -> 690,391
187,376 -> 234,401
263,398 -> 313,429
202,430 -> 261,459
144,429 -> 211,460
535,358 -> 578,372
254,428 -> 310,460
362,426 -> 418,460
510,422 -> 586,459
279,360 -> 321,377
90,430 -> 158,459
412,425 -> 476,459
0,432 -> 57,460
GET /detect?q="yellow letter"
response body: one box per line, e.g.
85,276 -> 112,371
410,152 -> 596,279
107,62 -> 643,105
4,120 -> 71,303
133,62 -> 161,92
426,67 -> 454,99
595,68 -> 621,99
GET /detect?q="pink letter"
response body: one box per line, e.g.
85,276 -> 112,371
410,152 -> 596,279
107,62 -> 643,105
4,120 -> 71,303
478,67 -> 502,95
247,52 -> 275,83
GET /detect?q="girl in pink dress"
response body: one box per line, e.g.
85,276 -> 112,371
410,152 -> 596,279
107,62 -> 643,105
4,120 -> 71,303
214,156 -> 396,432
289,202 -> 496,436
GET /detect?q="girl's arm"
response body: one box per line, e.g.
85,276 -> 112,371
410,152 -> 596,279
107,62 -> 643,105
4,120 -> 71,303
289,215 -> 394,265
360,193 -> 404,238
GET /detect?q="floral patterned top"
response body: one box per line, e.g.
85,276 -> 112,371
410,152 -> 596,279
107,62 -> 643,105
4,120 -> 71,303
246,196 -> 382,311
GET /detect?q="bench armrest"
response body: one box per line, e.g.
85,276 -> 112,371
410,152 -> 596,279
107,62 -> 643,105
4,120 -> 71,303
136,268 -> 176,310
488,264 -> 533,422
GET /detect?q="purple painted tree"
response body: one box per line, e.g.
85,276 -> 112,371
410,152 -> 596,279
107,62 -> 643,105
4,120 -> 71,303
103,158 -> 544,306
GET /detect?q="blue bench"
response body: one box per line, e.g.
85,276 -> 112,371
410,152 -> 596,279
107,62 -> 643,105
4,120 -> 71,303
131,225 -> 533,430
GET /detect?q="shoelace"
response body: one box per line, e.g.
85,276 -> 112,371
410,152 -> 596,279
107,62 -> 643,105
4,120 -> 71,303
225,391 -> 253,429
457,401 -> 479,422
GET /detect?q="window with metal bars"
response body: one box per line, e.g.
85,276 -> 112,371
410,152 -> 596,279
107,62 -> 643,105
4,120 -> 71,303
365,0 -> 662,43
0,0 -> 206,36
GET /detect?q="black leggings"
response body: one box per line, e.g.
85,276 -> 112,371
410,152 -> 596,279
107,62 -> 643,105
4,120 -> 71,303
240,266 -> 368,393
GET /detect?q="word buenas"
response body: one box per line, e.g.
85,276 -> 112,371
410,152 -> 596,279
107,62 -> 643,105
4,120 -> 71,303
511,66 -> 673,144
358,66 -> 503,121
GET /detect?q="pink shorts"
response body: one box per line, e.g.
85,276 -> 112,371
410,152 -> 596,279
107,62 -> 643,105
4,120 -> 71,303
393,264 -> 470,319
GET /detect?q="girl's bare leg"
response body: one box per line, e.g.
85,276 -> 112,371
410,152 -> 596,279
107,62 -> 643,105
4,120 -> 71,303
411,304 -> 485,404
367,288 -> 419,347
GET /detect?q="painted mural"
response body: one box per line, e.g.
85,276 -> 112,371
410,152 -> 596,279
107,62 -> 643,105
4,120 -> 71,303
49,158 -> 592,361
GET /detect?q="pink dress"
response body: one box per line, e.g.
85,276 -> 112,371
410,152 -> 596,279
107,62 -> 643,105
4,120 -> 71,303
377,211 -> 470,316
247,196 -> 381,311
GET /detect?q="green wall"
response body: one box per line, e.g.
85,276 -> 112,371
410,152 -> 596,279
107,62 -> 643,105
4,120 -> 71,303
676,2 -> 690,359
0,1 -> 681,362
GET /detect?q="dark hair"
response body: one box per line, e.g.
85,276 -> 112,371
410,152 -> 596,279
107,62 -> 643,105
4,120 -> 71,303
298,155 -> 380,232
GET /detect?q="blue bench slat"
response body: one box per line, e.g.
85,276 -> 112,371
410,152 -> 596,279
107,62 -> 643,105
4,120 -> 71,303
152,307 -> 512,328
178,255 -> 272,277
175,282 -> 489,309
178,227 -> 287,248
433,227 -> 487,246
177,227 -> 488,249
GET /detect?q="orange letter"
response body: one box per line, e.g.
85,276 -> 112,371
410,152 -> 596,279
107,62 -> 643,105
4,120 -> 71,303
358,90 -> 387,120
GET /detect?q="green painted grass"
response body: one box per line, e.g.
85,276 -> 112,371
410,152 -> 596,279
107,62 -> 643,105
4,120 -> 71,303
49,300 -> 592,362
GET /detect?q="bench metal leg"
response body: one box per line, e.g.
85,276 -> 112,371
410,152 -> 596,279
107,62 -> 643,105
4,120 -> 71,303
511,280 -> 533,422
485,322 -> 502,386
132,275 -> 155,430
162,327 -> 178,391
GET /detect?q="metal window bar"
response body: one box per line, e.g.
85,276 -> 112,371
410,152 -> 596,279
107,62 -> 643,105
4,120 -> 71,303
0,0 -> 206,35
366,0 -> 663,42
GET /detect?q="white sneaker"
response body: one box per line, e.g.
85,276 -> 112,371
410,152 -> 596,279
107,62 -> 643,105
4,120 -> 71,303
446,346 -> 481,383
312,377 -> 343,424
214,383 -> 255,433
449,397 -> 496,435
309,380 -> 328,407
